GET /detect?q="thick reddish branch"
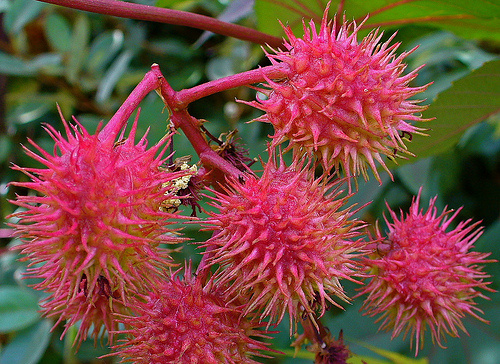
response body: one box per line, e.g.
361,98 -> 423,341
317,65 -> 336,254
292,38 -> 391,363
169,109 -> 244,180
100,67 -> 161,143
101,64 -> 247,181
174,64 -> 289,109
38,0 -> 283,48
157,64 -> 291,177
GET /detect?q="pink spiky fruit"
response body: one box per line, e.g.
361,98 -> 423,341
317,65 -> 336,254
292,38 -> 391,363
246,10 -> 429,181
10,110 -> 188,344
202,151 -> 368,327
358,189 -> 496,355
109,265 -> 274,364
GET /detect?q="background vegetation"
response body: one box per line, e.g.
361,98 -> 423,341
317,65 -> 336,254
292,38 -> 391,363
0,0 -> 499,363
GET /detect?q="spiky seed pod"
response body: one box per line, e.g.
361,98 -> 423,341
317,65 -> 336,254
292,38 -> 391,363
245,10 -> 429,181
10,111 -> 188,344
358,189 -> 495,355
202,151 -> 368,327
109,266 -> 273,364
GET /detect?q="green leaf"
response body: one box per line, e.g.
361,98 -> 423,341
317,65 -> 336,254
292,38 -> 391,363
206,57 -> 235,80
254,0 -> 500,42
400,60 -> 500,166
0,52 -> 36,76
3,0 -> 45,35
475,219 -> 500,286
0,1 -> 9,12
354,341 -> 429,364
8,99 -> 52,125
396,157 -> 433,195
0,135 -> 13,163
86,30 -> 124,74
29,53 -> 63,74
349,355 -> 391,364
0,286 -> 40,333
255,0 -> 325,37
0,320 -> 52,364
44,12 -> 72,53
148,39 -> 196,60
124,23 -> 147,53
358,0 -> 500,42
156,0 -> 200,10
0,52 -> 62,77
95,49 -> 134,104
66,13 -> 90,84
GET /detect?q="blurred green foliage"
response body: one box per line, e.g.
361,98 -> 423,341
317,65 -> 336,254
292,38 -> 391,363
0,0 -> 499,363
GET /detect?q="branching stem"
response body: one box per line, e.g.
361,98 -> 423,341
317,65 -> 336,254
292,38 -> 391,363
169,108 -> 244,180
101,64 -> 248,181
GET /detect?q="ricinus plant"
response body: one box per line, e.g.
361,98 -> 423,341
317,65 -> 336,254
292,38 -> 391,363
4,0 -> 498,363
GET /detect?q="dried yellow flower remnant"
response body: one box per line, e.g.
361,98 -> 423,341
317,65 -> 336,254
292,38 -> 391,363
160,161 -> 198,212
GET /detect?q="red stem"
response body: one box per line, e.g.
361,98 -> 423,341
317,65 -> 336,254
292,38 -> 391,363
100,64 -> 245,181
169,109 -> 244,180
38,0 -> 283,48
152,65 -> 245,180
99,66 -> 161,143
153,66 -> 246,180
175,64 -> 289,109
